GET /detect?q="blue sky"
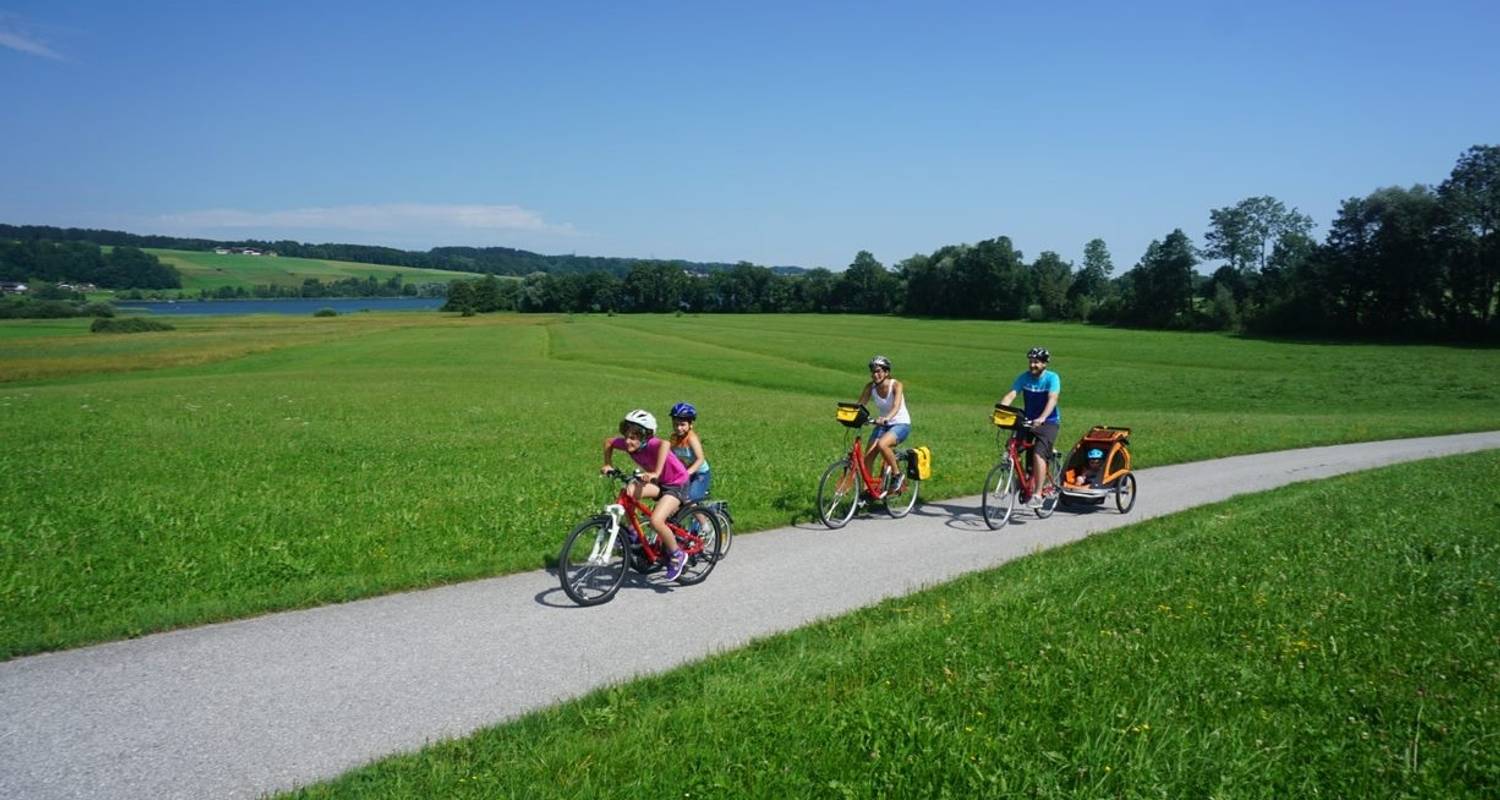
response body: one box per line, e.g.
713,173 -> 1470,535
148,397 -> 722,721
3,1 -> 1498,271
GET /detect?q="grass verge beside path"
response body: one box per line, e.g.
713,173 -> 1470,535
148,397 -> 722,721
286,451 -> 1500,799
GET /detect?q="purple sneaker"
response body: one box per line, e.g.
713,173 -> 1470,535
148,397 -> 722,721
665,549 -> 688,581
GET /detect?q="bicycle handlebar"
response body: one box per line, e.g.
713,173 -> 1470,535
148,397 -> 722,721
601,467 -> 656,484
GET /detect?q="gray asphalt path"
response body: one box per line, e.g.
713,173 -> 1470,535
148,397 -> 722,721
4,432 -> 1499,799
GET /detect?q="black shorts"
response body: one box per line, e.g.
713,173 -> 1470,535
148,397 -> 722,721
657,483 -> 689,504
1025,422 -> 1059,456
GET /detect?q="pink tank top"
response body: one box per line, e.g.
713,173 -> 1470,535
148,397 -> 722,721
611,437 -> 690,487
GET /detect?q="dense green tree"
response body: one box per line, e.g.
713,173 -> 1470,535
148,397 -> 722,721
944,238 -> 1028,318
623,262 -> 689,312
1437,144 -> 1500,330
838,251 -> 896,314
517,272 -> 559,312
1122,230 -> 1197,327
470,275 -> 507,312
1320,185 -> 1443,333
1202,204 -> 1255,275
1030,251 -> 1073,320
1069,238 -> 1112,303
798,268 -> 838,313
896,254 -> 943,315
1203,196 -> 1315,279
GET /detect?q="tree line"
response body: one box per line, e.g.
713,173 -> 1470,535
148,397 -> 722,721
0,225 -> 760,279
0,241 -> 181,289
443,144 -> 1497,341
204,274 -> 448,300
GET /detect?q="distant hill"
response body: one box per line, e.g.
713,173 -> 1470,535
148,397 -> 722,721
0,224 -> 808,278
147,248 -> 489,292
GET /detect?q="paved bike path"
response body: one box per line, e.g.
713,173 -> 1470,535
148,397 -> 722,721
4,432 -> 1499,799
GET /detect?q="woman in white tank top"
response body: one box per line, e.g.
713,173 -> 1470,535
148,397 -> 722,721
858,354 -> 911,483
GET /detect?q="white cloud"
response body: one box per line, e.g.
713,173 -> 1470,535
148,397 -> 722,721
158,203 -> 577,236
0,16 -> 63,60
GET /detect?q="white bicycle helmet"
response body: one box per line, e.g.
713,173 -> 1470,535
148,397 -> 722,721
620,409 -> 657,436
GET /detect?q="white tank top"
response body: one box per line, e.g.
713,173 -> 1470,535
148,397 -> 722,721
870,380 -> 911,425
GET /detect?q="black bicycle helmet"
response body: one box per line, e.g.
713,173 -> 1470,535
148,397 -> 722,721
1026,346 -> 1050,362
869,355 -> 892,371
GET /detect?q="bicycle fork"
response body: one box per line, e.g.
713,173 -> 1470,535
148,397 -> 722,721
588,504 -> 628,565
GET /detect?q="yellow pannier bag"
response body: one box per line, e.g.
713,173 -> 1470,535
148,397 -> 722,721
906,446 -> 932,481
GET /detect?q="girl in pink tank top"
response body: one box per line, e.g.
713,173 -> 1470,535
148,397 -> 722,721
602,409 -> 691,579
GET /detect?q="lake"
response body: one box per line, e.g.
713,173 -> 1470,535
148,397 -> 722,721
115,297 -> 447,315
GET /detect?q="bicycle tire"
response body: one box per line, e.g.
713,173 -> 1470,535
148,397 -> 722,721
1035,450 -> 1064,520
558,516 -> 628,606
885,453 -> 920,518
982,461 -> 1017,530
1115,472 -> 1138,514
709,501 -> 734,558
670,504 -> 720,585
817,458 -> 859,529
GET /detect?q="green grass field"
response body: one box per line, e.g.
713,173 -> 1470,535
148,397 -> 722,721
281,451 -> 1500,799
145,248 -> 486,292
2,313 -> 1498,660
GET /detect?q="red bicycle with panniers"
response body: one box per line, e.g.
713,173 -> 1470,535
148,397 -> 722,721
816,402 -> 921,528
558,468 -> 721,606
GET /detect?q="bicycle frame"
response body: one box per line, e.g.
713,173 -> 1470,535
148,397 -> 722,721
590,474 -> 705,568
843,430 -> 890,499
1002,429 -> 1045,500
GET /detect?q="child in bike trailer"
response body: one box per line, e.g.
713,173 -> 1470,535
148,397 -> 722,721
668,402 -> 711,502
858,354 -> 911,493
602,409 -> 691,580
1077,447 -> 1105,488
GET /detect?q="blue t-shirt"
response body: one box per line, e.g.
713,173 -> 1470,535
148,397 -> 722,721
1011,370 -> 1061,424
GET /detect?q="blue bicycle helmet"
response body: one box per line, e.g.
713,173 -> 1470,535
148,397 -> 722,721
670,402 -> 697,421
1087,448 -> 1104,459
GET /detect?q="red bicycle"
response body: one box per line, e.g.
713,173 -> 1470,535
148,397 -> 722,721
558,468 -> 721,606
816,402 -> 920,528
981,404 -> 1062,529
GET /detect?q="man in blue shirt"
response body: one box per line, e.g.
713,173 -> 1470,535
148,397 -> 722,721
999,346 -> 1061,507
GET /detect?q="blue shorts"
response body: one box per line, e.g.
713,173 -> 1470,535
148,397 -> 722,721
687,469 -> 711,502
867,423 -> 911,449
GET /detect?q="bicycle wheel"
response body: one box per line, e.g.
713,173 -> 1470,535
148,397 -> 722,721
558,516 -> 628,606
670,504 -> 720,585
1114,473 -> 1138,514
1035,450 -> 1064,520
709,501 -> 733,558
981,461 -> 1017,530
885,454 -> 920,518
817,458 -> 859,529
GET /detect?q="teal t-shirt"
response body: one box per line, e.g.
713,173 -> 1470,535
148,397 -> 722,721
1011,370 -> 1061,424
